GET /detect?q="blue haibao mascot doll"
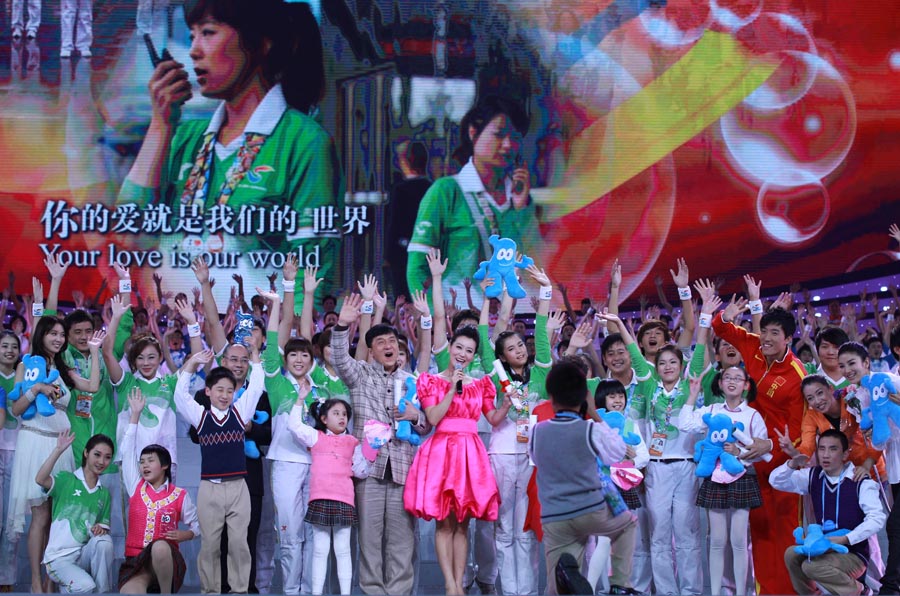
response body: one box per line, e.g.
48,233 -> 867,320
859,372 -> 900,446
11,355 -> 59,420
473,235 -> 534,299
599,409 -> 641,446
395,376 -> 421,447
793,521 -> 850,557
694,412 -> 745,477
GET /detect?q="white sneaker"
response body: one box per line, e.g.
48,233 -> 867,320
60,49 -> 72,58
25,30 -> 36,39
79,49 -> 91,57
12,28 -> 22,39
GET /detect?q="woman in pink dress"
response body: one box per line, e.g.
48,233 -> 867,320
404,326 -> 512,595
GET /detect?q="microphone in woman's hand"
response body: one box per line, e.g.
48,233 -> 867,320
455,362 -> 463,395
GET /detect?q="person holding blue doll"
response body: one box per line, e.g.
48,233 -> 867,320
288,397 -> 375,595
771,429 -> 885,595
676,280 -> 771,596
8,308 -> 105,594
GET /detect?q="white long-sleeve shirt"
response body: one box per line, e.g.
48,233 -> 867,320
173,361 -> 265,428
287,405 -> 371,479
677,400 -> 769,466
769,461 -> 886,546
120,422 -> 200,538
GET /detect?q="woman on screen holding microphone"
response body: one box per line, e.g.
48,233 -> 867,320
406,95 -> 539,297
119,0 -> 343,308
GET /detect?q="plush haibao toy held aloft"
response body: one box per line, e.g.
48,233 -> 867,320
859,373 -> 900,446
233,310 -> 255,347
793,521 -> 850,557
694,412 -> 746,478
473,235 -> 534,299
11,354 -> 60,420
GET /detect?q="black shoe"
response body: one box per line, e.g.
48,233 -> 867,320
608,586 -> 643,595
476,580 -> 496,595
555,553 -> 593,595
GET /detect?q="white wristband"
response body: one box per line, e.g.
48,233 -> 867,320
282,279 -> 296,293
119,279 -> 132,293
25,388 -> 36,403
32,302 -> 44,317
699,313 -> 712,328
360,300 -> 374,314
539,286 -> 553,301
187,323 -> 201,338
677,286 -> 691,301
420,315 -> 433,330
749,300 -> 763,315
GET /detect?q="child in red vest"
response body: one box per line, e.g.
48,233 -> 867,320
288,398 -> 375,595
117,389 -> 200,593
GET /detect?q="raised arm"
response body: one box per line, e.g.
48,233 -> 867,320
355,274 -> 379,362
299,266 -> 322,341
427,249 -> 449,352
557,282 -> 578,325
278,255 -> 299,347
412,290 -> 433,374
492,290 -> 514,341
68,330 -> 106,393
608,259 -> 622,334
654,275 -> 675,314
192,258 -> 228,354
36,430 -> 76,491
173,349 -> 214,428
742,274 -> 764,335
671,258 -> 695,349
43,255 -> 69,314
173,298 -> 204,372
331,294 -> 364,386
121,389 -> 146,495
102,295 -> 130,385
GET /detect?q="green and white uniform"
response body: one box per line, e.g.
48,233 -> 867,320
119,84 -> 344,311
407,159 -> 539,298
113,372 -> 178,466
804,362 -> 849,390
43,469 -> 113,593
44,307 -> 133,472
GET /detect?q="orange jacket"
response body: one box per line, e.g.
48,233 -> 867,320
712,313 -> 807,474
799,399 -> 886,478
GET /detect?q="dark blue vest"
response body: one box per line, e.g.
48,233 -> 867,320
808,466 -> 869,564
198,407 -> 247,480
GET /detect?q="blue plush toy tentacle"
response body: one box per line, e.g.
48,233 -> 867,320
244,440 -> 261,459
252,410 -> 270,425
720,452 -> 746,476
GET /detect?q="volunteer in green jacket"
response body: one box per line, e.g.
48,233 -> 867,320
407,95 -> 539,297
120,0 -> 343,310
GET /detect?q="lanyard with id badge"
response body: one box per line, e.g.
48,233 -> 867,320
648,385 -> 675,457
72,354 -> 93,419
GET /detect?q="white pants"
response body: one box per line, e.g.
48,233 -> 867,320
45,534 -> 113,593
255,458 -> 277,593
490,453 -> 539,596
0,449 -> 19,586
310,525 -> 352,595
644,460 -> 703,595
271,460 -> 312,595
11,0 -> 41,33
60,0 -> 92,53
631,495 -> 654,593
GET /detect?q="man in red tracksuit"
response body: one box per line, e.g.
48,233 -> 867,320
713,306 -> 806,595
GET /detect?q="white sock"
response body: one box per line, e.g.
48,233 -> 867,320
708,509 -> 728,596
730,509 -> 750,596
334,526 -> 353,595
310,525 -> 332,596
